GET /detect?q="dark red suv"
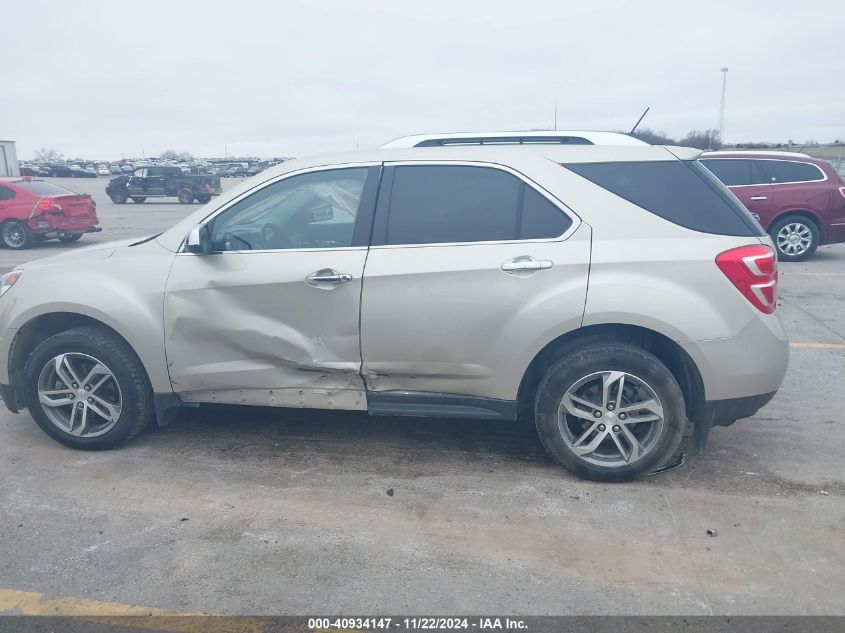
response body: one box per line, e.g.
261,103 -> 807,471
701,152 -> 845,261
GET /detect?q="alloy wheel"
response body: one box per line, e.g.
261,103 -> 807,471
558,371 -> 665,467
37,353 -> 123,438
776,222 -> 812,257
3,223 -> 25,248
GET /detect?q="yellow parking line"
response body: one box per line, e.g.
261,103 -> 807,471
0,589 -> 269,633
790,342 -> 845,349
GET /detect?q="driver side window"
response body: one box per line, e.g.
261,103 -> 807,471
209,167 -> 370,251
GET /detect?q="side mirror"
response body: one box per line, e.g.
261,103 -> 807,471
311,206 -> 333,222
186,223 -> 212,254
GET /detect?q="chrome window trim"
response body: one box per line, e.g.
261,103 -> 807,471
178,162 -> 381,254
701,157 -> 827,187
372,159 -> 582,249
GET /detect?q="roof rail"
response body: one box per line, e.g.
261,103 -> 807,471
379,130 -> 648,149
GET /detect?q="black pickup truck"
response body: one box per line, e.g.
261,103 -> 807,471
105,166 -> 222,204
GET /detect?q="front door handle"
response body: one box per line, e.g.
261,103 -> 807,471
306,268 -> 353,289
749,196 -> 768,201
501,256 -> 553,275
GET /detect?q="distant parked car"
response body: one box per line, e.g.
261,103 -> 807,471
65,165 -> 97,179
701,152 -> 845,261
120,165 -> 133,174
110,165 -> 122,175
0,177 -> 101,249
97,165 -> 110,176
246,163 -> 268,177
20,166 -> 48,177
223,165 -> 247,178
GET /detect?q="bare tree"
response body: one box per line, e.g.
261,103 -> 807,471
160,150 -> 194,161
680,129 -> 722,150
33,148 -> 64,163
630,128 -> 676,145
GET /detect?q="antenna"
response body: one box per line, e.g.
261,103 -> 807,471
629,107 -> 650,134
718,67 -> 729,143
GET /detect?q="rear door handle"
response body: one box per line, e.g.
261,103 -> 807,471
501,256 -> 553,275
749,196 -> 768,201
306,268 -> 353,289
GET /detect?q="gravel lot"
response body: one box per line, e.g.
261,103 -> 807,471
0,176 -> 843,615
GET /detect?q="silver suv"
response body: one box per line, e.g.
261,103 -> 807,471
0,144 -> 789,481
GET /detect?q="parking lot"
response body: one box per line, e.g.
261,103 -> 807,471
0,176 -> 843,615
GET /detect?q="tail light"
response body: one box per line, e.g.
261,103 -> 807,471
37,199 -> 64,215
715,245 -> 778,314
838,186 -> 845,199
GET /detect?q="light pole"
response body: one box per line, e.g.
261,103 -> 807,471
718,67 -> 729,144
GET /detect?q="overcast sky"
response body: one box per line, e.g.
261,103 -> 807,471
3,0 -> 843,160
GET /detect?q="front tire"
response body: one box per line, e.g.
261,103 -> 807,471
534,344 -> 686,482
131,196 -> 147,204
770,215 -> 819,262
22,326 -> 154,450
2,220 -> 36,249
177,189 -> 194,204
109,191 -> 128,204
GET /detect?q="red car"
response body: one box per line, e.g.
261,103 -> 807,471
701,151 -> 845,261
0,177 -> 101,250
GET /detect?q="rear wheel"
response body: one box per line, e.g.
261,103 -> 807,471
22,326 -> 154,450
195,194 -> 211,204
534,343 -> 686,482
177,189 -> 194,204
2,220 -> 36,249
109,191 -> 128,204
131,196 -> 147,204
58,234 -> 83,243
770,215 -> 819,262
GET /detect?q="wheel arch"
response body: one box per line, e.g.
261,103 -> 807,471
7,311 -> 163,405
769,209 -> 824,242
516,323 -> 705,426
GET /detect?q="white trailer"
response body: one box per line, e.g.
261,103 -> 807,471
0,140 -> 20,177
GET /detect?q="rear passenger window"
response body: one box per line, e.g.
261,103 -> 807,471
0,186 -> 15,201
385,165 -> 571,245
757,160 -> 824,184
701,159 -> 755,186
563,160 -> 763,237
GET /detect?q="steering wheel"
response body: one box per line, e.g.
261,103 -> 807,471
260,222 -> 293,249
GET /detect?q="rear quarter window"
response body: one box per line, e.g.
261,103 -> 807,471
562,160 -> 764,237
757,160 -> 825,184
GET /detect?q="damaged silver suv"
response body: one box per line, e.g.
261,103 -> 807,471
0,143 -> 789,481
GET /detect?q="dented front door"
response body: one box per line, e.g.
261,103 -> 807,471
163,165 -> 379,410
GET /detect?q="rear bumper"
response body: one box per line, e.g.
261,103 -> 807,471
679,312 -> 789,402
29,216 -> 101,235
822,223 -> 845,246
705,391 -> 776,427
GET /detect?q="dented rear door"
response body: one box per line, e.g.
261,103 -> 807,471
163,165 -> 380,410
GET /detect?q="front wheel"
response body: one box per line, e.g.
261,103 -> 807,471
109,191 -> 128,204
2,220 -> 36,249
770,215 -> 819,262
22,326 -> 154,450
177,189 -> 194,204
534,344 -> 686,482
131,196 -> 147,204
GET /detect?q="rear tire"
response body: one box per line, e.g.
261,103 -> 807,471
177,189 -> 194,204
534,343 -> 686,482
131,196 -> 147,204
2,220 -> 36,249
195,194 -> 211,204
22,326 -> 154,450
769,215 -> 819,262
